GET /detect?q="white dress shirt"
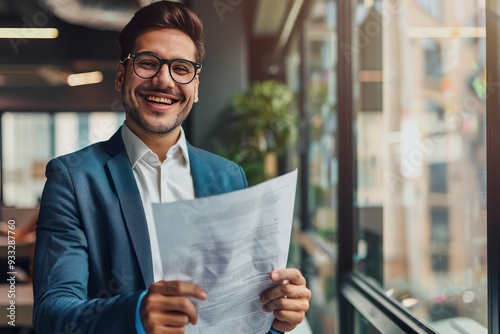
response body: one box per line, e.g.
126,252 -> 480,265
121,123 -> 195,282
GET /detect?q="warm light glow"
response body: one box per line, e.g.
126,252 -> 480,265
0,28 -> 59,39
364,0 -> 374,7
311,114 -> 323,129
401,297 -> 419,308
67,71 -> 103,87
407,27 -> 485,38
359,70 -> 383,82
278,0 -> 304,47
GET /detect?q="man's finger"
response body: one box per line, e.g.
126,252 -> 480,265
147,311 -> 191,327
270,268 -> 306,285
142,294 -> 200,326
149,280 -> 207,299
272,317 -> 302,332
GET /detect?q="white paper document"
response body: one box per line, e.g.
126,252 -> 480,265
152,169 -> 298,334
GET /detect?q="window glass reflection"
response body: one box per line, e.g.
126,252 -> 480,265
353,0 -> 487,330
302,0 -> 338,333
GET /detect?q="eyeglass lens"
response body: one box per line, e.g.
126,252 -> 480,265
133,54 -> 197,83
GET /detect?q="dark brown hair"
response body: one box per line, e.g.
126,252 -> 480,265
118,1 -> 205,63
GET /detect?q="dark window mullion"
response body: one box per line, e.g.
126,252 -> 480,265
337,0 -> 356,333
486,2 -> 500,333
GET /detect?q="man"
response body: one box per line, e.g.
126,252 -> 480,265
33,1 -> 311,333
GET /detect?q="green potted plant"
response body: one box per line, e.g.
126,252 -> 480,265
211,80 -> 297,185
231,80 -> 297,180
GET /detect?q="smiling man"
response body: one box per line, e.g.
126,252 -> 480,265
32,1 -> 311,333
116,28 -> 201,158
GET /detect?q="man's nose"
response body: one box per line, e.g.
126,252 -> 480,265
152,63 -> 175,87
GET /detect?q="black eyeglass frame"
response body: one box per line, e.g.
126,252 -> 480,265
121,52 -> 202,84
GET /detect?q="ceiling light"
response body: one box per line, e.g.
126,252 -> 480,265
67,71 -> 103,87
278,0 -> 305,48
0,28 -> 59,39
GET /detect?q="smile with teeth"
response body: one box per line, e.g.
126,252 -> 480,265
146,95 -> 175,105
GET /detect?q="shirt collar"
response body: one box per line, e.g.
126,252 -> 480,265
121,122 -> 190,168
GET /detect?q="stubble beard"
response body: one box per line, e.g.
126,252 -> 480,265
122,89 -> 192,136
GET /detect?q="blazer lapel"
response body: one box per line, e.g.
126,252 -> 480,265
188,145 -> 218,198
105,129 -> 154,287
188,143 -> 242,198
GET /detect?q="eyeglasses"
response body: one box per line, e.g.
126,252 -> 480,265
121,52 -> 202,84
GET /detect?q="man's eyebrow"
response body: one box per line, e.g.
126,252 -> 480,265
136,50 -> 196,60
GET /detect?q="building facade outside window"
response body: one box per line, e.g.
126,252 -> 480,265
352,0 -> 487,330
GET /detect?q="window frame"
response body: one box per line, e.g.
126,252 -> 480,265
486,2 -> 500,333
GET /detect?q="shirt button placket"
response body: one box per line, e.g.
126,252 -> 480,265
160,164 -> 168,202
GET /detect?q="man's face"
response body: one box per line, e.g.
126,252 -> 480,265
115,28 -> 200,136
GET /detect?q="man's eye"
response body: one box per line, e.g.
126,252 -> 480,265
172,66 -> 191,75
137,61 -> 157,68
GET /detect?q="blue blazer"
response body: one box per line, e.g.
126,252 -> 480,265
33,128 -> 248,333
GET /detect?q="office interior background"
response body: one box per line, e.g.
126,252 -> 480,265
1,0 -> 499,333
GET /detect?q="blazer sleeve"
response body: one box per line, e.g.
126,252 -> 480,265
33,158 -> 143,333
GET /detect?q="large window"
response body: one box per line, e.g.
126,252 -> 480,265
351,0 -> 487,331
2,112 -> 125,207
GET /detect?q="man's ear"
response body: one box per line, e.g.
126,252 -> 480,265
115,63 -> 125,91
194,75 -> 200,103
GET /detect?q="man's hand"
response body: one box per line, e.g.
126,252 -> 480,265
140,280 -> 207,333
260,268 -> 311,333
